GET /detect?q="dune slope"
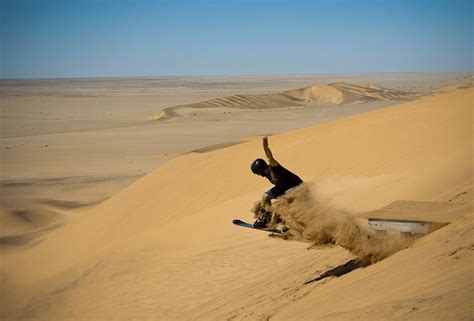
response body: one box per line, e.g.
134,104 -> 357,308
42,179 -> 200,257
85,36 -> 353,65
273,211 -> 474,321
1,87 -> 472,320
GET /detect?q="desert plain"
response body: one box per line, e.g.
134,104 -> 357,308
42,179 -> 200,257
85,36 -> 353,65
0,73 -> 473,320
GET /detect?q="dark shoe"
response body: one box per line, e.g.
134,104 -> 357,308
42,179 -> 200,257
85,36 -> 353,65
254,216 -> 269,228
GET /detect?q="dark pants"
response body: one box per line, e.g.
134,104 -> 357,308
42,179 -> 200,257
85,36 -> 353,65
265,185 -> 287,198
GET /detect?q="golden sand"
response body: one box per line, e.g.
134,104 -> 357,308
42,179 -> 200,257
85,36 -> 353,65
1,82 -> 472,320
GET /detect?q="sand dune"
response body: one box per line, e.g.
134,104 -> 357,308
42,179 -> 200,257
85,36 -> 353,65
1,86 -> 472,320
435,75 -> 474,93
286,82 -> 412,104
0,199 -> 74,252
273,211 -> 474,321
0,202 -> 65,238
151,81 -> 415,120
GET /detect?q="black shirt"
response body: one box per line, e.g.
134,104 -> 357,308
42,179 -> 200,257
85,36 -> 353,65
266,164 -> 303,192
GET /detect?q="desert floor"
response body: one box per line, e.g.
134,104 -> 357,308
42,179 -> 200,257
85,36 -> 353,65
0,73 -> 472,320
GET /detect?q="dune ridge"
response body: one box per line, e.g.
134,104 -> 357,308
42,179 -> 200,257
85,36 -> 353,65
151,81 -> 415,120
2,86 -> 472,320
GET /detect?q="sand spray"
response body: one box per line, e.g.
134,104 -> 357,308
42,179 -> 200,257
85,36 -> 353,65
252,182 -> 413,263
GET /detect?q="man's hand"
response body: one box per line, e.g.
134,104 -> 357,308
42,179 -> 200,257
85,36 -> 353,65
263,136 -> 278,166
263,136 -> 269,149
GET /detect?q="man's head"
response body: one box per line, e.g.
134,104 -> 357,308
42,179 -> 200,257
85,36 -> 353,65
251,158 -> 268,177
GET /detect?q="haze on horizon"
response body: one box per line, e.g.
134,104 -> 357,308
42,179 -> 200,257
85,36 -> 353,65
1,0 -> 472,79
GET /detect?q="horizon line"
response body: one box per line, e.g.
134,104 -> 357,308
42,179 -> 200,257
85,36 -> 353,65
1,71 -> 473,82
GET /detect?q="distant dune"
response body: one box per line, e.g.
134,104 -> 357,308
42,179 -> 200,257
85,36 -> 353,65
286,82 -> 412,104
2,83 -> 472,320
151,81 -> 416,120
435,75 -> 474,93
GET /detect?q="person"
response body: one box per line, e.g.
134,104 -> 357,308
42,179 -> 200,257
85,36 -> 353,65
250,136 -> 303,228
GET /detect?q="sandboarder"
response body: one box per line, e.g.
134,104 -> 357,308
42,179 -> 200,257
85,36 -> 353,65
250,136 -> 303,228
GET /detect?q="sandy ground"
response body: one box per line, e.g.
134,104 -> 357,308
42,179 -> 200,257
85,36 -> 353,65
0,74 -> 472,320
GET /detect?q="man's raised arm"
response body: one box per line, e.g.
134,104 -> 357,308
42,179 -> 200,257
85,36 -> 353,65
263,136 -> 279,167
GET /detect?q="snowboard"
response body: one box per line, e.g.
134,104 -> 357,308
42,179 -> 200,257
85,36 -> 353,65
232,219 -> 284,234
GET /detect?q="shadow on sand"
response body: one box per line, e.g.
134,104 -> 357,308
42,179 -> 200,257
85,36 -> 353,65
304,259 -> 370,285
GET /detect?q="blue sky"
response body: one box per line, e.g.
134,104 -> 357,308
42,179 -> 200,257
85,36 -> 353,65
1,0 -> 472,78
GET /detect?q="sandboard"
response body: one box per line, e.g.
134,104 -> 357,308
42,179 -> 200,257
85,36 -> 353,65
232,219 -> 284,234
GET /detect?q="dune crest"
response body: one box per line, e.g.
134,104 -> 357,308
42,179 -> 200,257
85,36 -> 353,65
151,81 -> 415,120
285,84 -> 344,104
149,109 -> 175,121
